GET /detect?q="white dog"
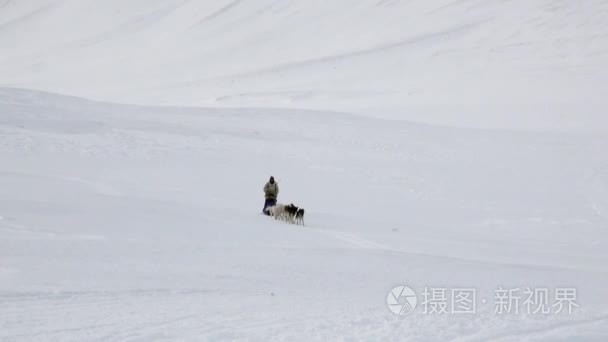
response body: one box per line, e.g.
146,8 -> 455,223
269,203 -> 287,220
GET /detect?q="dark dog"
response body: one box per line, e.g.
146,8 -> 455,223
281,203 -> 305,225
295,208 -> 305,226
284,203 -> 298,223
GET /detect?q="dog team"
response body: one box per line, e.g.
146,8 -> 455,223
262,176 -> 305,226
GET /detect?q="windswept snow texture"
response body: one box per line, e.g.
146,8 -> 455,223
0,0 -> 607,130
1,0 -> 608,340
1,88 -> 608,340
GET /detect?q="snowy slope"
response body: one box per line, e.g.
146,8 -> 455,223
1,88 -> 607,340
1,0 -> 608,130
2,0 -> 608,340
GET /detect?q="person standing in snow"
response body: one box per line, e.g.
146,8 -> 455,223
263,176 -> 279,215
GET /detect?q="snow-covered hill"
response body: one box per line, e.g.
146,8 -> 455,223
1,88 -> 607,340
1,0 -> 607,130
1,1 -> 608,340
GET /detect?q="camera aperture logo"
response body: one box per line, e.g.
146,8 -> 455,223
387,285 -> 417,315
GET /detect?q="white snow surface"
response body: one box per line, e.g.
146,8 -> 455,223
1,0 -> 608,341
0,0 -> 607,130
1,88 -> 607,340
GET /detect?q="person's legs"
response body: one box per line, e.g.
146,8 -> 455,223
263,199 -> 276,215
263,200 -> 269,215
